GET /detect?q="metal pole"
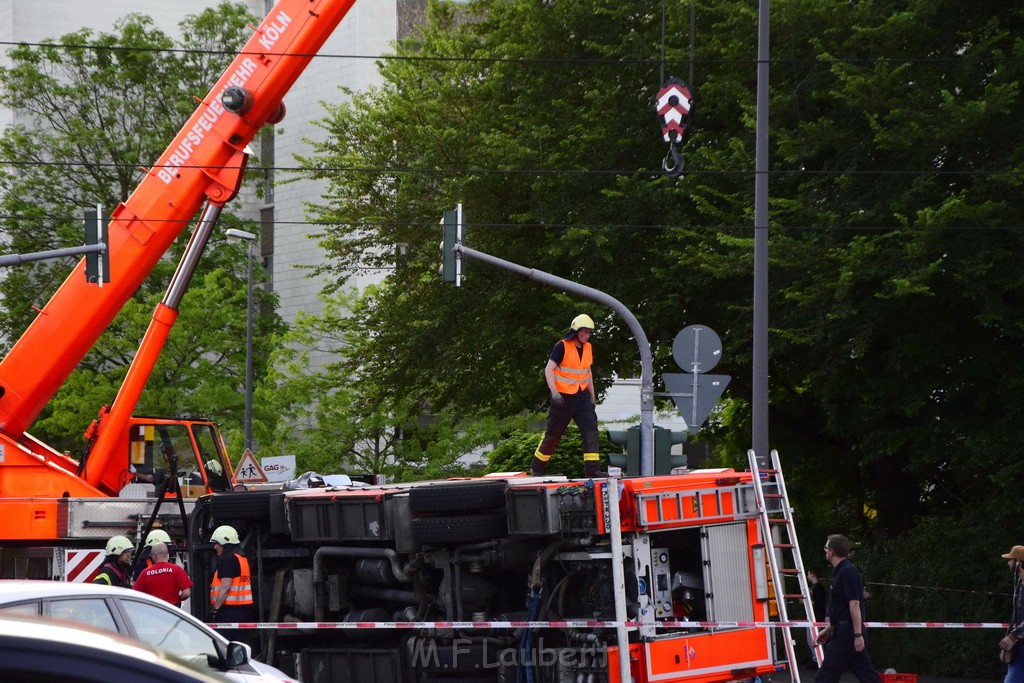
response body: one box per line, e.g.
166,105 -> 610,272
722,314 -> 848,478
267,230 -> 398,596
752,0 -> 770,469
605,472 -> 633,681
0,243 -> 106,267
244,240 -> 254,452
455,244 -> 656,475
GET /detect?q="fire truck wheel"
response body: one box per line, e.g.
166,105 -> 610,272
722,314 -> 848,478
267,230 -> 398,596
411,512 -> 508,544
409,481 -> 508,514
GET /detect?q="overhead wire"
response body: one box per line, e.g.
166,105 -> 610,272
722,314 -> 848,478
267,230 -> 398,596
0,159 -> 1021,178
0,39 -> 1017,66
0,28 -> 1019,237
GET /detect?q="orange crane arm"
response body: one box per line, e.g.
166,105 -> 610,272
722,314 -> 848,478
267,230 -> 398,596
0,0 -> 357,449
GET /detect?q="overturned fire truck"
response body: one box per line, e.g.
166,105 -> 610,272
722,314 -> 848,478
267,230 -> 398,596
190,467 -> 790,683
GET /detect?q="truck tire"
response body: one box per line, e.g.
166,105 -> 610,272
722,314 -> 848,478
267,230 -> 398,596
411,512 -> 508,545
409,481 -> 508,514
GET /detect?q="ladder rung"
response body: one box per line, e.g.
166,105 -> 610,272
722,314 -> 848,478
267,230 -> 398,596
763,493 -> 784,499
773,543 -> 794,549
767,518 -> 790,524
778,568 -> 799,575
783,593 -> 805,600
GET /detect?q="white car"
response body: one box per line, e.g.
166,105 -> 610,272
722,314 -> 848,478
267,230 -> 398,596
0,581 -> 297,683
0,613 -> 228,683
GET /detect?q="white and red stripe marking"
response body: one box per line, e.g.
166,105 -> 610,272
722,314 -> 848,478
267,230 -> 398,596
207,619 -> 1011,630
64,549 -> 105,583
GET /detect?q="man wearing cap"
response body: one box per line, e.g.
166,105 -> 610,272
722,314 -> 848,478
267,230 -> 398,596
814,534 -> 882,683
999,545 -> 1024,682
530,313 -> 605,478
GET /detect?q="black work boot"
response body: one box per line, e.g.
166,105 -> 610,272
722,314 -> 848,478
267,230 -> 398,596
530,455 -> 549,476
583,461 -> 608,478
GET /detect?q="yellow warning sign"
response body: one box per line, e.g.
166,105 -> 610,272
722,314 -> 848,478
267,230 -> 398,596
234,448 -> 268,483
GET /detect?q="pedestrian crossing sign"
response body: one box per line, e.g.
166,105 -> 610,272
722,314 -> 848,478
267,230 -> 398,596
235,448 -> 268,483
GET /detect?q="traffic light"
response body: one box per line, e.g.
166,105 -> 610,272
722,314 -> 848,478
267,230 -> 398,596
83,206 -> 109,284
607,424 -> 688,476
439,204 -> 462,286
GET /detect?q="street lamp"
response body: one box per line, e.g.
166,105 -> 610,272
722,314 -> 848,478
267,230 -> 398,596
225,228 -> 257,452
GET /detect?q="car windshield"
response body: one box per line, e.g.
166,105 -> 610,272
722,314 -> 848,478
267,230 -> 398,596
120,599 -> 222,671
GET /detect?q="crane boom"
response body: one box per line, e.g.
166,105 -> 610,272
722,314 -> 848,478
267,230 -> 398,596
0,0 -> 357,506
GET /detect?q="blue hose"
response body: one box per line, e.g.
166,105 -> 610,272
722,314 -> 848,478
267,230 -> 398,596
517,584 -> 544,683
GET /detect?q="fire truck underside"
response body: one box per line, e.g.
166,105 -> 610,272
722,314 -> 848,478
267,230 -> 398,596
188,471 -> 784,683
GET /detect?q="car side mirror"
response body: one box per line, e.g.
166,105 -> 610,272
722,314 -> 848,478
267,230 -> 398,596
225,642 -> 250,668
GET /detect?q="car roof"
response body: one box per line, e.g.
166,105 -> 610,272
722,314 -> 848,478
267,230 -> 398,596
0,580 -> 300,683
0,581 -> 220,627
0,579 -> 153,601
0,614 -> 226,682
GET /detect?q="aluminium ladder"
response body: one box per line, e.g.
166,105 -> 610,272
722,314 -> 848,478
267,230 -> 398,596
748,448 -> 823,683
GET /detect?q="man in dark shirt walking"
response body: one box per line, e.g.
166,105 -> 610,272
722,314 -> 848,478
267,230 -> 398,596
814,534 -> 882,683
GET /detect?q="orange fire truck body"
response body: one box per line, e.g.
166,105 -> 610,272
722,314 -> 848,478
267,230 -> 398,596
189,468 -> 785,683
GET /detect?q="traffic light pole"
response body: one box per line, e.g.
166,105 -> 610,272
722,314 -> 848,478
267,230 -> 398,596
454,243 -> 656,476
0,243 -> 106,268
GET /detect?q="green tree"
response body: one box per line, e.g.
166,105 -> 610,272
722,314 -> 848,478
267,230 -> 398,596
297,0 -> 1024,674
0,3 -> 285,454
257,287 -> 535,480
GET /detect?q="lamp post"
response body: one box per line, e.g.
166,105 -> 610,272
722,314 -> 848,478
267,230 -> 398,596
225,228 -> 257,451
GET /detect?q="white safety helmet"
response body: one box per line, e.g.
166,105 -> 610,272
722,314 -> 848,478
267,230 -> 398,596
145,529 -> 172,547
570,314 -> 595,332
105,535 -> 134,557
211,525 -> 240,546
204,458 -> 224,476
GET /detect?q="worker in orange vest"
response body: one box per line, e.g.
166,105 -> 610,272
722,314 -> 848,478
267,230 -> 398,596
531,314 -> 605,478
208,525 -> 254,624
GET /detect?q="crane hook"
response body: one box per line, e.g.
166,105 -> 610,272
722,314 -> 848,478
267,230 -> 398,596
662,144 -> 685,178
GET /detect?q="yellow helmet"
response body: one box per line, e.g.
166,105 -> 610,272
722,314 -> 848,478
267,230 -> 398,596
145,529 -> 172,547
211,525 -> 240,545
570,314 -> 595,331
105,535 -> 134,557
204,458 -> 223,476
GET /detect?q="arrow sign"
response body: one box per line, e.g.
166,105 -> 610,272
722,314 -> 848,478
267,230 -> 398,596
663,373 -> 730,432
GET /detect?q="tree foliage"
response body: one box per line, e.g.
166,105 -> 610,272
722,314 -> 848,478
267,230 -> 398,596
257,286 -> 541,480
0,3 -> 285,454
296,0 -> 1024,674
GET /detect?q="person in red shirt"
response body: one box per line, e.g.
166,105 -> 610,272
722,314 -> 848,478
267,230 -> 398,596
132,542 -> 192,608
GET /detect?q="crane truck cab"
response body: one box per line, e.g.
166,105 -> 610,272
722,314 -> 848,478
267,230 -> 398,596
121,416 -> 235,496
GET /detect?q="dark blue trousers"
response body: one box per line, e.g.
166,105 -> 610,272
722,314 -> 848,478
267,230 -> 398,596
814,622 -> 883,683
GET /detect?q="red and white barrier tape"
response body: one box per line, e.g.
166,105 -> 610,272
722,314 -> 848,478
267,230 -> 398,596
209,619 -> 1010,630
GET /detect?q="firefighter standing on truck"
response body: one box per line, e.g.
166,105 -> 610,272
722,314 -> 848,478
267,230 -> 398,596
92,535 -> 133,588
531,314 -> 605,478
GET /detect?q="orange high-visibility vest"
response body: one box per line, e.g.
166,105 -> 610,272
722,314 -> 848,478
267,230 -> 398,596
210,553 -> 253,606
552,340 -> 592,394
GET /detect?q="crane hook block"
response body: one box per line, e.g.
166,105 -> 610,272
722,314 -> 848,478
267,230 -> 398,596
656,78 -> 694,178
656,77 -> 694,145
